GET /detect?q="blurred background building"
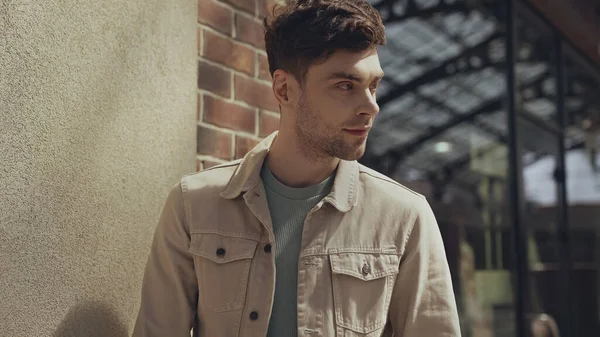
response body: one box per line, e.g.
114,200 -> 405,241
358,1 -> 600,336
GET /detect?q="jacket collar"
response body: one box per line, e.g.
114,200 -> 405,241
220,131 -> 359,212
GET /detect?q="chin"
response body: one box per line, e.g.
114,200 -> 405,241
338,146 -> 366,161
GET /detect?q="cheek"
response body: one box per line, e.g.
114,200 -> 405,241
307,96 -> 334,118
304,90 -> 352,126
323,94 -> 355,115
318,105 -> 346,126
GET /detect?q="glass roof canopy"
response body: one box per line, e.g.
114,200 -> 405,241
362,0 -> 598,190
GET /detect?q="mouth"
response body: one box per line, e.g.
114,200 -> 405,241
343,127 -> 370,137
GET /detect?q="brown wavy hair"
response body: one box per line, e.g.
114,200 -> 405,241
264,0 -> 386,84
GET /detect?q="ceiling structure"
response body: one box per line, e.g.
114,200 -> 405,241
361,0 -> 600,196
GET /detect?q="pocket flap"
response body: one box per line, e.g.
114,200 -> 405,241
189,233 -> 258,263
330,252 -> 400,281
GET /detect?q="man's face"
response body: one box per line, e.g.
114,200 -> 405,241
292,48 -> 383,161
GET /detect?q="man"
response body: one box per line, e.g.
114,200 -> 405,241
133,0 -> 461,336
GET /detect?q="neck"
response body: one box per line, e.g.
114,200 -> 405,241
266,131 -> 339,188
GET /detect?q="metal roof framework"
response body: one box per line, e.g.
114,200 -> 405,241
361,0 -> 600,193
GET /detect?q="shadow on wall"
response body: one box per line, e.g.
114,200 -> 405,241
53,301 -> 129,337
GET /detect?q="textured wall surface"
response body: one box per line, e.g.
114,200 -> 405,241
0,0 -> 197,335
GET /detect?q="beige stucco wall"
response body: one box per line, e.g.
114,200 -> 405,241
0,0 -> 197,336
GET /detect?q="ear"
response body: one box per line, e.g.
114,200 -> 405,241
272,69 -> 292,107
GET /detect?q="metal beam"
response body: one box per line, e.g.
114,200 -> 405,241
416,93 -> 507,144
554,31 -> 573,337
378,31 -> 503,107
506,1 -> 529,332
377,24 -> 510,146
519,67 -> 596,101
433,138 -> 585,189
390,2 -> 471,22
431,106 -> 588,178
390,99 -> 501,159
379,54 -> 548,110
379,35 -> 507,92
382,71 -> 550,162
373,0 -> 498,22
508,57 -> 594,102
377,2 -> 551,110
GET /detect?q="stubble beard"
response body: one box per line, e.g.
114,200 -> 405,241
294,94 -> 366,162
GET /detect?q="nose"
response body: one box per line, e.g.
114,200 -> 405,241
358,89 -> 380,117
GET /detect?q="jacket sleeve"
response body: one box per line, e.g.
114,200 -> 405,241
132,182 -> 198,337
388,197 -> 462,337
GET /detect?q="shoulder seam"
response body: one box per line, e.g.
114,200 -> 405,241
204,159 -> 242,172
359,170 -> 424,199
178,179 -> 192,232
184,159 -> 242,177
179,159 -> 241,186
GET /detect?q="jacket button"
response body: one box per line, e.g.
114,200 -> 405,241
250,311 -> 259,320
216,248 -> 226,257
264,244 -> 272,253
362,263 -> 371,276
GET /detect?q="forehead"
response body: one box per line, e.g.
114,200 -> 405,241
307,48 -> 383,80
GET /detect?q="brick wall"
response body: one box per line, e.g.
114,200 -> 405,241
197,0 -> 282,171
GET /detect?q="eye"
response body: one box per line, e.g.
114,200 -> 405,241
337,83 -> 354,90
370,81 -> 380,92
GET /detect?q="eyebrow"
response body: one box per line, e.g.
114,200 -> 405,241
327,71 -> 385,82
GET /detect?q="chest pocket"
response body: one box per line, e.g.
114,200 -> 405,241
329,251 -> 400,335
189,233 -> 258,313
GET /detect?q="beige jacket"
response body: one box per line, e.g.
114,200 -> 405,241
132,132 -> 461,337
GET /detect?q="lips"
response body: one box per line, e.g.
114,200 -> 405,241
343,128 -> 369,137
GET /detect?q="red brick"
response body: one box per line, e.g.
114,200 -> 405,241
203,30 -> 255,76
198,61 -> 232,98
223,0 -> 255,16
197,93 -> 201,120
235,136 -> 260,159
257,52 -> 271,81
235,14 -> 265,49
198,0 -> 233,36
197,27 -> 202,57
259,0 -> 279,18
202,160 -> 222,170
203,95 -> 256,133
235,75 -> 279,111
197,126 -> 233,160
259,111 -> 280,137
